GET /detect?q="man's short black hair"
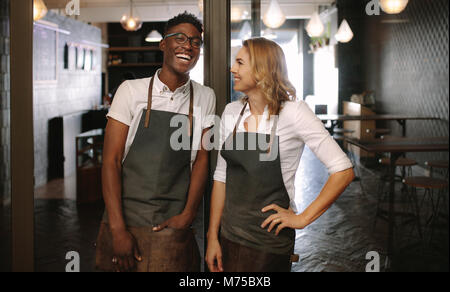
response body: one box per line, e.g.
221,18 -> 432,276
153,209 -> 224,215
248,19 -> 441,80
164,11 -> 203,36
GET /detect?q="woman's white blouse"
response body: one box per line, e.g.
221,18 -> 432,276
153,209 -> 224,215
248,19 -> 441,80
213,100 -> 353,211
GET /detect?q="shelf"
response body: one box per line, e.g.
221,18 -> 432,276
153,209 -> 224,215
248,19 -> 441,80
108,63 -> 163,68
108,46 -> 161,52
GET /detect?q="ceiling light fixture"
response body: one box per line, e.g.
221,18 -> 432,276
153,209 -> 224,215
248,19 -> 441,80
198,0 -> 204,14
120,0 -> 142,32
263,0 -> 286,29
145,30 -> 163,43
33,0 -> 48,21
305,11 -> 324,37
380,0 -> 409,14
231,7 -> 244,23
335,19 -> 354,43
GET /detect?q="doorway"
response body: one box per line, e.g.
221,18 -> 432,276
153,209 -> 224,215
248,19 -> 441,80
8,0 -> 229,272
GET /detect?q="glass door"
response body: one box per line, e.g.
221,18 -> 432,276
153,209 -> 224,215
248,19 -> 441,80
229,0 -> 303,102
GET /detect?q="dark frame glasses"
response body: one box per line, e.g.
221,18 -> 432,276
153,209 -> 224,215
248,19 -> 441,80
164,32 -> 203,49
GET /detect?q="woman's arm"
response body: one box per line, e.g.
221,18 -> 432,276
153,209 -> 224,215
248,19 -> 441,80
205,180 -> 226,272
262,101 -> 355,234
261,168 -> 354,235
208,181 -> 226,240
299,168 -> 354,224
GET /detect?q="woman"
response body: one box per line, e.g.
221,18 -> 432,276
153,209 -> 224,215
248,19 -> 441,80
206,38 -> 355,272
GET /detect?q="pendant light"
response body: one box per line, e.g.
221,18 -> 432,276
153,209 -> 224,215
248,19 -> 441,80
263,0 -> 286,29
231,7 -> 244,23
335,19 -> 354,43
145,30 -> 163,43
380,0 -> 409,14
198,0 -> 204,14
34,0 -> 48,21
120,0 -> 142,32
306,12 -> 324,37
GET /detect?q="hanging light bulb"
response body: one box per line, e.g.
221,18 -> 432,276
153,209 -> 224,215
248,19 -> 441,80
335,19 -> 354,43
34,0 -> 48,21
120,0 -> 142,32
198,0 -> 204,14
231,7 -> 244,23
145,30 -> 163,43
380,0 -> 409,14
263,0 -> 286,29
306,12 -> 324,37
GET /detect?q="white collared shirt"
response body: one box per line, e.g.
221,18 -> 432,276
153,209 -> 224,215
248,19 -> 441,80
107,69 -> 216,166
213,99 -> 353,211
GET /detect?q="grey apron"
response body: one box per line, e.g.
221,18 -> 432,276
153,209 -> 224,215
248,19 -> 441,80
96,76 -> 200,272
220,102 -> 296,272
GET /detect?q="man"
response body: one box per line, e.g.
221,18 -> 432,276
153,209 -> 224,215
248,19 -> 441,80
95,12 -> 216,272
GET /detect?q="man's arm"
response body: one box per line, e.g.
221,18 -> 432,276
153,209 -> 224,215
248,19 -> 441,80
102,118 -> 128,232
102,118 -> 141,272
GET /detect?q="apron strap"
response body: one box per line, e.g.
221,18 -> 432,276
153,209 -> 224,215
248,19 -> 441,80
232,101 -> 248,137
188,82 -> 194,137
144,76 -> 194,139
267,114 -> 278,154
144,76 -> 155,129
232,101 -> 278,153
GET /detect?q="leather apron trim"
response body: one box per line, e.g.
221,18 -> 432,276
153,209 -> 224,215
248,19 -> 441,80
96,223 -> 200,272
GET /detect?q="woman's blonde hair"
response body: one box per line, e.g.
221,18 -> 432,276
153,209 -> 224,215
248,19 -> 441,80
242,37 -> 296,117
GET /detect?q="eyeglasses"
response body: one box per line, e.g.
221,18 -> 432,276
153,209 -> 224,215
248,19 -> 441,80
164,32 -> 203,49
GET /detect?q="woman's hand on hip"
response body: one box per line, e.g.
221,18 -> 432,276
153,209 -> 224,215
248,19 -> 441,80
205,238 -> 224,272
261,204 -> 309,235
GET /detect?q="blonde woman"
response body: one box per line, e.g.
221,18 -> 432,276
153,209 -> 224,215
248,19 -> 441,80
206,38 -> 355,272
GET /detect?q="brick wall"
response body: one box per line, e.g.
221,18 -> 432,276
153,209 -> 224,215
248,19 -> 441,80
0,0 -> 10,206
33,11 -> 102,187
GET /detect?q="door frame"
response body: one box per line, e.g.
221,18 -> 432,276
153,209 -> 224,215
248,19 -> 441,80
10,0 -> 35,272
9,0 -> 230,272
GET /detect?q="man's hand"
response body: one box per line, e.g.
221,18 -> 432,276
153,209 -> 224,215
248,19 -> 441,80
152,212 -> 194,232
111,229 -> 142,272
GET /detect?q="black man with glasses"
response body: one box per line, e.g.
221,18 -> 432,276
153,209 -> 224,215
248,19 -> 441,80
96,12 -> 216,272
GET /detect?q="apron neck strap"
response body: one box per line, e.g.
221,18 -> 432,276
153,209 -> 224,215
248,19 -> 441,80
144,76 -> 155,128
232,101 -> 248,137
144,76 -> 194,138
232,101 -> 279,153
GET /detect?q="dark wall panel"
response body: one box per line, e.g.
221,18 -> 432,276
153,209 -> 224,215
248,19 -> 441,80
338,0 -> 449,164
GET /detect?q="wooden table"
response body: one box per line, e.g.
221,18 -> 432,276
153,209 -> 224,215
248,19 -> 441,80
318,115 -> 441,136
345,136 -> 449,269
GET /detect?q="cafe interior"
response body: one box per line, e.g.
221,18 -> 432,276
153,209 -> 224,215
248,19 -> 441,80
0,0 -> 448,272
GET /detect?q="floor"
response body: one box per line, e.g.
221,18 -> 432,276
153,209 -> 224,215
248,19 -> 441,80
1,147 -> 448,272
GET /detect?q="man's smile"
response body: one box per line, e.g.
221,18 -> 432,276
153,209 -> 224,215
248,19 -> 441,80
175,53 -> 193,63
